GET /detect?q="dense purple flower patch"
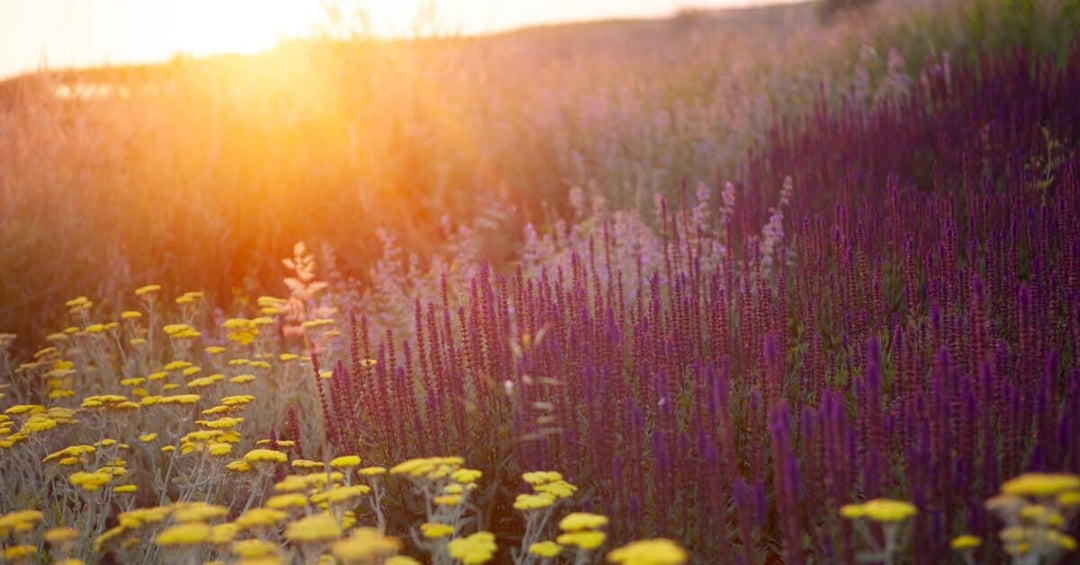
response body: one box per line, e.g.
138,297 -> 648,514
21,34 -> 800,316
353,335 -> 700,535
309,45 -> 1079,562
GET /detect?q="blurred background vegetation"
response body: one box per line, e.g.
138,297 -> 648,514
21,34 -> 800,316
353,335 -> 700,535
0,0 -> 1076,353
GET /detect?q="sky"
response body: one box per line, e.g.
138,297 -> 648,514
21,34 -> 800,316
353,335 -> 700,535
0,0 -> 801,79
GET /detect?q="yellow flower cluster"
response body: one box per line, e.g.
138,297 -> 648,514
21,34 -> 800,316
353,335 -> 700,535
556,512 -> 608,550
984,472 -> 1079,559
447,531 -> 497,564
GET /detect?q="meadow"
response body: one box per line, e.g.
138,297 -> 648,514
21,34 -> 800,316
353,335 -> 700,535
1,0 -> 1079,563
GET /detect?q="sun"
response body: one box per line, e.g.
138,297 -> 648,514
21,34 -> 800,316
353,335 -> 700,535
162,1 -> 326,57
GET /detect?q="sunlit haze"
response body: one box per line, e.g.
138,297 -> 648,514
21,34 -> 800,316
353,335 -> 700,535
0,0 -> 802,79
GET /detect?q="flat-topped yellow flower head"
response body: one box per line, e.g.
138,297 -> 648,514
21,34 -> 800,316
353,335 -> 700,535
1002,473 -> 1080,498
608,538 -> 689,565
861,499 -> 917,522
284,513 -> 341,543
447,531 -> 497,564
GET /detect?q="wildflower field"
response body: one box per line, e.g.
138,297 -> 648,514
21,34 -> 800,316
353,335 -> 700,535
1,0 -> 1079,563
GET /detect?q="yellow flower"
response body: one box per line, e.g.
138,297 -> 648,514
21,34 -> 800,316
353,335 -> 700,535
163,324 -> 201,339
421,522 -> 455,539
244,449 -> 288,464
205,346 -> 226,355
209,523 -> 239,544
198,416 -> 241,429
514,493 -> 555,511
5,404 -> 45,416
160,394 -> 201,405
559,512 -> 609,531
44,526 -> 80,544
329,455 -> 362,469
232,538 -> 279,558
950,535 -> 982,550
452,468 -> 483,483
607,538 -> 688,565
529,540 -> 562,558
65,296 -> 92,310
557,530 -> 606,550
533,480 -> 577,499
164,360 -> 192,371
331,528 -> 402,563
235,508 -> 288,529
1019,504 -> 1065,527
113,484 -> 137,493
433,494 -> 462,506
384,557 -> 421,565
265,493 -> 309,510
134,284 -> 161,296
839,504 -> 865,519
1002,473 -> 1080,498
359,466 -> 387,477
280,353 -> 299,362
861,499 -> 917,522
225,460 -> 252,473
95,525 -> 128,551
291,459 -> 324,471
311,485 -> 371,505
1058,490 -> 1080,507
0,509 -> 44,531
186,376 -> 219,389
447,531 -> 497,564
231,374 -> 256,384
172,502 -> 228,523
22,415 -> 57,433
117,506 -> 171,528
222,395 -> 255,406
274,475 -> 312,493
69,471 -> 113,491
208,442 -> 233,457
139,433 -> 158,442
155,522 -> 211,546
3,545 -> 37,561
284,513 -> 341,543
